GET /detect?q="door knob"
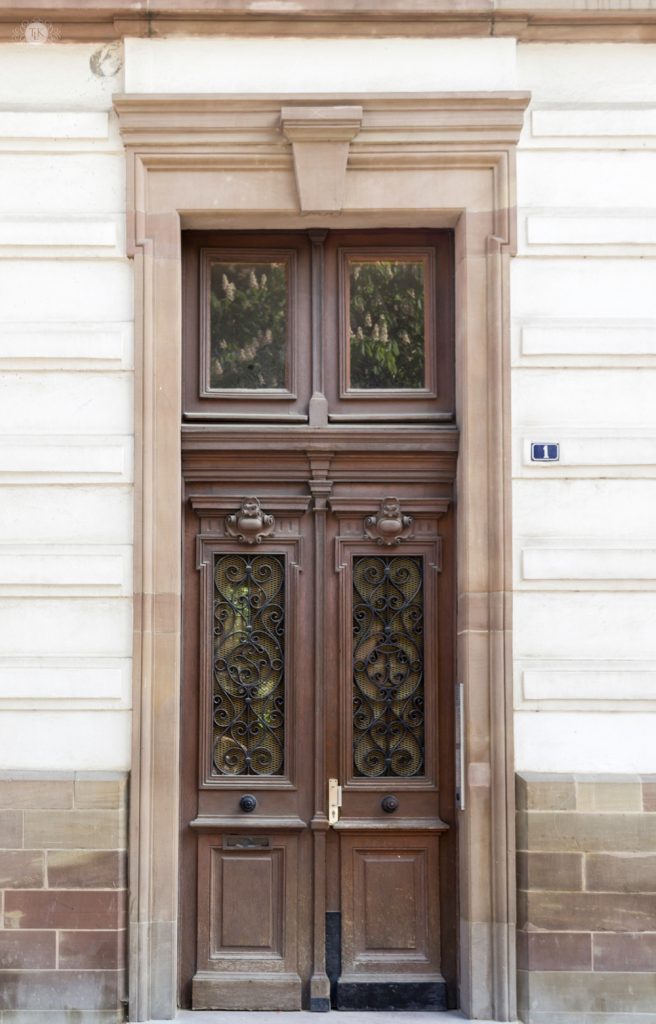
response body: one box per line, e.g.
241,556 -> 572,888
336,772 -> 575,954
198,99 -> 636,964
239,794 -> 257,813
381,795 -> 399,813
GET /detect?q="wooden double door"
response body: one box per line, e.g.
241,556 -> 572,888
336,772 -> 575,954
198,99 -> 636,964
179,434 -> 457,1011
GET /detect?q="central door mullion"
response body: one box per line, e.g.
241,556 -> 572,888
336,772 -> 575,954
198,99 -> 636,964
308,229 -> 329,428
309,454 -> 334,1011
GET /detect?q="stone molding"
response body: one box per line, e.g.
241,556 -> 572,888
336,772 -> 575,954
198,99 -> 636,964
114,90 -> 529,1021
5,3 -> 656,41
115,92 -> 530,153
114,91 -> 529,261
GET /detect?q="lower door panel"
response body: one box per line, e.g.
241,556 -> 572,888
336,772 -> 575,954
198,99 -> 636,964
192,831 -> 303,1010
335,830 -> 446,1011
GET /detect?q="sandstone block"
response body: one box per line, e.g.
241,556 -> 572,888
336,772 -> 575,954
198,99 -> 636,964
576,781 -> 642,813
594,932 -> 656,972
0,969 -> 121,1011
0,850 -> 44,888
521,891 -> 656,932
586,853 -> 656,894
0,930 -> 55,969
0,811 -> 22,850
74,774 -> 127,811
518,970 -> 656,1013
518,851 -> 583,892
47,850 -> 126,889
3,889 -> 125,931
58,929 -> 126,970
0,779 -> 73,811
517,930 -> 592,971
23,810 -> 125,851
517,773 -> 576,811
523,812 -> 656,854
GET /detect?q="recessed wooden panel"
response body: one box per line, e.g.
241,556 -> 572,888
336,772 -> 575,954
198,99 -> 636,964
363,854 -> 421,950
208,847 -> 283,959
357,849 -> 427,962
195,833 -> 300,977
192,833 -> 303,1010
216,853 -> 278,952
340,833 -> 441,977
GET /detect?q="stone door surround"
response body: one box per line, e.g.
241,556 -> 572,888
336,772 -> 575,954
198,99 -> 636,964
114,90 -> 530,1022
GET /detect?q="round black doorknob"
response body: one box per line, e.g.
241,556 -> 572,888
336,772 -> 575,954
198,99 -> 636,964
239,794 -> 257,813
381,795 -> 399,813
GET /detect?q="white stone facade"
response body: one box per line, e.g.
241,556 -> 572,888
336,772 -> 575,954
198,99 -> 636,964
2,36 -> 655,774
0,43 -> 132,771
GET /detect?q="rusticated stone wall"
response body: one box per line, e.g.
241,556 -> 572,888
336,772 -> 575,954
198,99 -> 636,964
517,772 -> 656,1022
0,771 -> 127,1023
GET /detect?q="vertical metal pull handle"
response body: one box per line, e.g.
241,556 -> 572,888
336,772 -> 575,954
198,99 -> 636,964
328,778 -> 342,825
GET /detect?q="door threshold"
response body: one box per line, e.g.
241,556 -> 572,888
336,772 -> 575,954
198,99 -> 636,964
149,1012 -> 499,1024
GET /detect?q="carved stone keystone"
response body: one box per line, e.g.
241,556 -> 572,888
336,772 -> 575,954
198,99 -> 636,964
280,105 -> 363,213
364,497 -> 414,546
226,497 -> 275,545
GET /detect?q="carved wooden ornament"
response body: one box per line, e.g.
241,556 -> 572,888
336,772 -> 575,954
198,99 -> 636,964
364,497 -> 414,546
226,497 -> 275,545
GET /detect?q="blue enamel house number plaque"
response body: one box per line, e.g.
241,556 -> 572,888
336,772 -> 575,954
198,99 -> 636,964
531,443 -> 560,462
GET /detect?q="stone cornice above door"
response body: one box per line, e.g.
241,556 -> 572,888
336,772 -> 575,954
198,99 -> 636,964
114,91 -> 530,254
115,92 -> 529,151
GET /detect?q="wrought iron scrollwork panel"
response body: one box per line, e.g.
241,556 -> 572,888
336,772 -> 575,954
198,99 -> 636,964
352,555 -> 425,778
212,553 -> 285,776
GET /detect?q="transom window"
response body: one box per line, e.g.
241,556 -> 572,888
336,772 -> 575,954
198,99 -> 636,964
183,228 -> 453,422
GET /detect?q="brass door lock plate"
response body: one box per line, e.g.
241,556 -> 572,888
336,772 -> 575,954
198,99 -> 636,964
328,778 -> 342,825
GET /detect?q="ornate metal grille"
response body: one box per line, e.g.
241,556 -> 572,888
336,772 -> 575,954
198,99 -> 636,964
352,555 -> 424,777
212,553 -> 285,776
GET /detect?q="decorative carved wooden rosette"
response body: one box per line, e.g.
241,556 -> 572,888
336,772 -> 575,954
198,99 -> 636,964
364,497 -> 414,546
225,497 -> 275,544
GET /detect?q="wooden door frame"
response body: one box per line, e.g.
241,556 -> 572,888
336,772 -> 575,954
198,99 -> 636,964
114,90 -> 530,1022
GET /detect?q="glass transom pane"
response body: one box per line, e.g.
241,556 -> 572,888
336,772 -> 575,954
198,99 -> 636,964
212,553 -> 285,776
209,260 -> 288,390
348,259 -> 426,390
352,555 -> 425,778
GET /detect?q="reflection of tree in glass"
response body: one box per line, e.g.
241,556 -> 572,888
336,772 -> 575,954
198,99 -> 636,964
209,262 -> 287,389
349,260 -> 425,389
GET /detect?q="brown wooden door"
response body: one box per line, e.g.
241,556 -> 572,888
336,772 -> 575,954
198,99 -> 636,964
179,439 -> 456,1011
179,229 -> 457,1013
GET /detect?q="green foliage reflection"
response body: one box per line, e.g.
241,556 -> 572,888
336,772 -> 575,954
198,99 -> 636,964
349,260 -> 425,390
209,261 -> 287,389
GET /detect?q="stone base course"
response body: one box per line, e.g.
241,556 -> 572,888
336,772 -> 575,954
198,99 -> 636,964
0,771 -> 127,1024
517,772 -> 656,1023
